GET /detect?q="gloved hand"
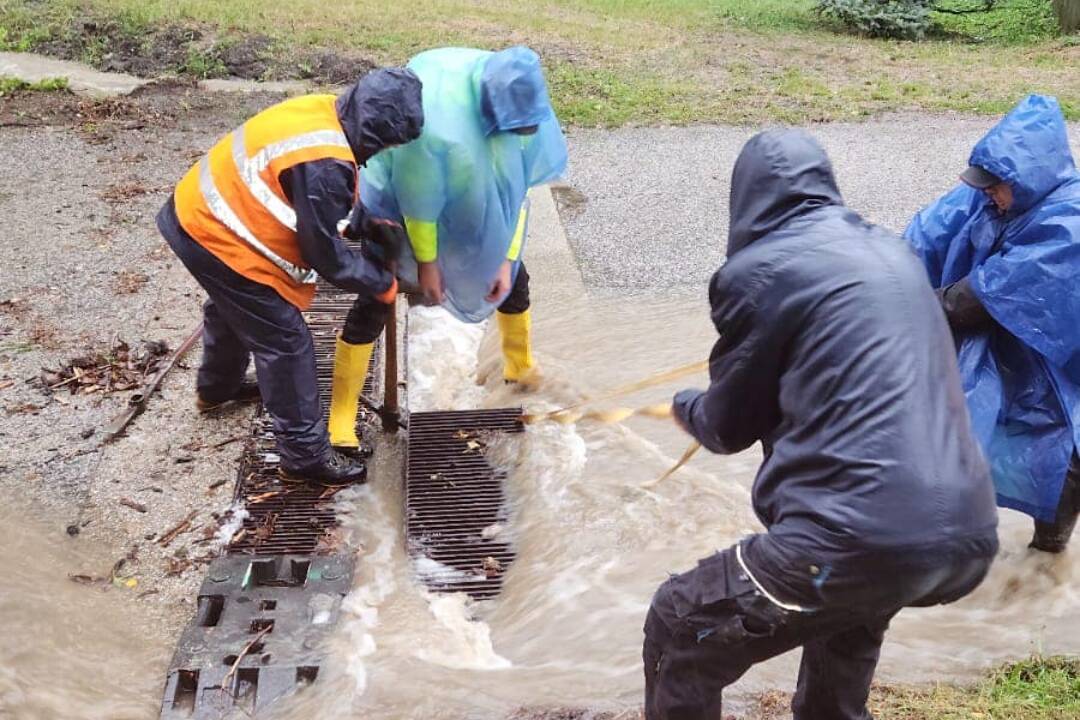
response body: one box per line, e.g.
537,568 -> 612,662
672,389 -> 702,437
375,277 -> 399,305
936,277 -> 994,334
361,217 -> 406,264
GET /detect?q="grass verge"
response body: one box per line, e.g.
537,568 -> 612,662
749,656 -> 1080,720
0,0 -> 1078,125
0,75 -> 69,96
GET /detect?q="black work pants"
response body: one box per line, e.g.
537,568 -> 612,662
341,263 -> 531,344
643,543 -> 992,720
159,203 -> 330,471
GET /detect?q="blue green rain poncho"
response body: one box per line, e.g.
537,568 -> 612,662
905,95 -> 1080,522
360,46 -> 569,322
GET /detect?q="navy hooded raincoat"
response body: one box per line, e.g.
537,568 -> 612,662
675,130 -> 997,601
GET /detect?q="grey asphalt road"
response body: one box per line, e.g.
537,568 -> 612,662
559,113 -> 1080,291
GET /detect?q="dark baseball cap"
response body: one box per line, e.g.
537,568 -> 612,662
960,165 -> 1002,189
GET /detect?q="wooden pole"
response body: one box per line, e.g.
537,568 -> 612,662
381,297 -> 400,433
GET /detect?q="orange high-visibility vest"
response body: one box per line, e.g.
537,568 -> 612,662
174,94 -> 357,309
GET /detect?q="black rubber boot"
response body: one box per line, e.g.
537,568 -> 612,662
1029,457 -> 1080,554
197,378 -> 262,413
280,449 -> 367,487
332,443 -> 374,460
1030,514 -> 1079,553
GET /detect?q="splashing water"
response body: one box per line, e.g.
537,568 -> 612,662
3,294 -> 1077,720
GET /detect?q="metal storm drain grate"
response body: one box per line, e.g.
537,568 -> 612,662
406,408 -> 524,600
159,554 -> 353,719
160,279 -> 378,719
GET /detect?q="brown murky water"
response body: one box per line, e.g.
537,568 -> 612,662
4,294 -> 1078,719
0,501 -> 170,719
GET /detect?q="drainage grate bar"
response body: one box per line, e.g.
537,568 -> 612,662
161,275 -> 380,718
405,408 -> 523,599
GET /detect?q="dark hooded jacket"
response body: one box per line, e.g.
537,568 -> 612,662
158,68 -> 424,296
674,130 -> 998,604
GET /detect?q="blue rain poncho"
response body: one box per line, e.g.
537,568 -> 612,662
360,46 -> 568,322
904,94 -> 1080,522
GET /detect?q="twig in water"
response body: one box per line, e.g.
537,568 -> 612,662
220,625 -> 273,698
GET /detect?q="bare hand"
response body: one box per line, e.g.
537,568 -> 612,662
418,262 -> 444,305
486,260 -> 513,303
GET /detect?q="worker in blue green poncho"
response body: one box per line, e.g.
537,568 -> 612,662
327,46 -> 568,454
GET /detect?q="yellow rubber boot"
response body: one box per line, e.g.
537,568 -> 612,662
497,309 -> 535,383
328,336 -> 374,449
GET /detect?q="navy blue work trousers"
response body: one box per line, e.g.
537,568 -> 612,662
158,198 -> 330,471
644,542 -> 992,720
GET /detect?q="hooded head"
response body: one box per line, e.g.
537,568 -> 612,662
336,67 -> 424,166
967,94 -> 1076,216
478,46 -> 553,136
727,129 -> 843,258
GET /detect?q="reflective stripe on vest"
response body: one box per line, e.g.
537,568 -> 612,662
198,126 -> 351,285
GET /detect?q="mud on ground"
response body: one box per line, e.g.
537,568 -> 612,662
0,82 -> 289,639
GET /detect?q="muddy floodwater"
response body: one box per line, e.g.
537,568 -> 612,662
4,293 -> 1079,719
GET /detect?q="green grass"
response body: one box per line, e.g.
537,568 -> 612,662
0,75 -> 69,96
749,656 -> 1080,720
933,0 -> 1060,44
873,656 -> 1080,720
1,0 -> 1078,125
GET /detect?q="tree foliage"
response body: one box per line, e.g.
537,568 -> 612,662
817,0 -> 1010,39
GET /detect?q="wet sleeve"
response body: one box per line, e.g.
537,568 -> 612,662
506,205 -> 527,262
394,140 -> 448,262
903,185 -> 983,287
972,208 -> 1080,370
937,276 -> 995,334
282,160 -> 394,296
673,272 -> 781,454
404,217 -> 439,263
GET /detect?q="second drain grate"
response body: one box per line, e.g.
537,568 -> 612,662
405,408 -> 524,600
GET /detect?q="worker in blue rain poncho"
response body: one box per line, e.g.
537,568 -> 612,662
905,94 -> 1080,553
325,46 -> 568,456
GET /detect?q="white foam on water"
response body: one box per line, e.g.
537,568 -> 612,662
210,502 -> 248,551
414,556 -> 484,583
407,305 -> 488,411
338,485 -> 399,697
415,592 -> 513,671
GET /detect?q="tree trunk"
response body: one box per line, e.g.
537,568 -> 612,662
1054,0 -> 1080,33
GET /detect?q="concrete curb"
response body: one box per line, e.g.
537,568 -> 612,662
526,184 -> 585,302
0,51 -> 148,98
0,51 -> 319,98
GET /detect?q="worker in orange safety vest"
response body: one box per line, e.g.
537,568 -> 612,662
156,68 -> 423,485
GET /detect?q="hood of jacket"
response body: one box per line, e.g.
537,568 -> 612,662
727,129 -> 844,258
478,46 -> 553,136
968,94 -> 1076,216
336,67 -> 424,165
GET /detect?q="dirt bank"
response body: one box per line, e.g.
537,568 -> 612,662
7,8 -> 374,85
0,82 -> 288,638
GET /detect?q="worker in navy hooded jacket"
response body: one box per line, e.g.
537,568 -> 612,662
156,69 -> 423,486
649,130 -> 999,720
906,94 -> 1080,554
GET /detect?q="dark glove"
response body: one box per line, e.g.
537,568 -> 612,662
361,217 -> 406,264
936,276 -> 995,334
